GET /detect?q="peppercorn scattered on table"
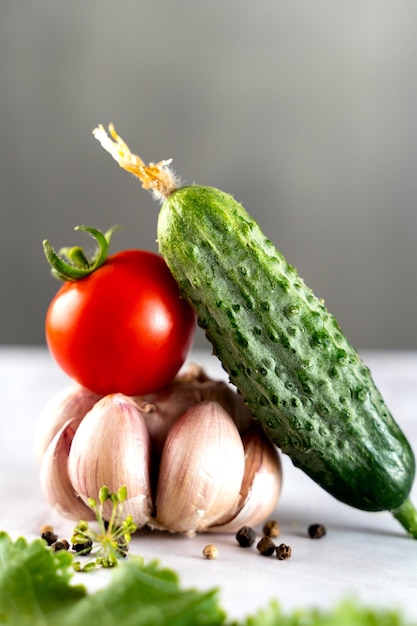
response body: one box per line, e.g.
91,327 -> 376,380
0,346 -> 416,622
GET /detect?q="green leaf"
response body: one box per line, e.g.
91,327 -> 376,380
237,598 -> 413,626
0,531 -> 86,624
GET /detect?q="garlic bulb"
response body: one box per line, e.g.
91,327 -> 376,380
38,363 -> 282,534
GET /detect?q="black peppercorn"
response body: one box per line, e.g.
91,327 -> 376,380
256,536 -> 276,556
276,543 -> 292,560
51,539 -> 70,552
41,530 -> 58,546
308,523 -> 326,539
72,539 -> 93,554
235,525 -> 256,547
262,519 -> 280,538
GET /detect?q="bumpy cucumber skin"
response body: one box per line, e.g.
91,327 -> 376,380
157,185 -> 415,512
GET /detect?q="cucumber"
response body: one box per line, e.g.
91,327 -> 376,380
94,124 -> 417,537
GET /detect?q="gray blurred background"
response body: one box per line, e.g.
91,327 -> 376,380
1,0 -> 416,350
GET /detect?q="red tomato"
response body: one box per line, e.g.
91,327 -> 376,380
45,250 -> 195,396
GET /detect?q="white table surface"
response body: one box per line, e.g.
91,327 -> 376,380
1,346 -> 417,622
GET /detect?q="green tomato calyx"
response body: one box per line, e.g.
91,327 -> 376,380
43,225 -> 120,281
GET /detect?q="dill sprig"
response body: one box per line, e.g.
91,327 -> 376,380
71,485 -> 137,572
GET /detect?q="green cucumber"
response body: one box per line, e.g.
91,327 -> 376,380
94,125 -> 417,538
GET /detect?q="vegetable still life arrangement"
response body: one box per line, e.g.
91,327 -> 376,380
9,121 -> 414,626
36,121 -> 417,542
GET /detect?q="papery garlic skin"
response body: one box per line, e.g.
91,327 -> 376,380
134,362 -> 253,460
68,394 -> 153,527
34,385 -> 102,463
40,416 -> 96,520
154,400 -> 246,533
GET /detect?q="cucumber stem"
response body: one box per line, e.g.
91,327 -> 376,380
392,498 -> 417,538
93,124 -> 179,201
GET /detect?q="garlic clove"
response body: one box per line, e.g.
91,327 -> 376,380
210,422 -> 282,533
34,385 -> 102,464
40,417 -> 95,520
68,394 -> 153,527
154,400 -> 246,534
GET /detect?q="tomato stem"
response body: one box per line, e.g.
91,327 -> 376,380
43,225 -> 120,281
59,246 -> 89,268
